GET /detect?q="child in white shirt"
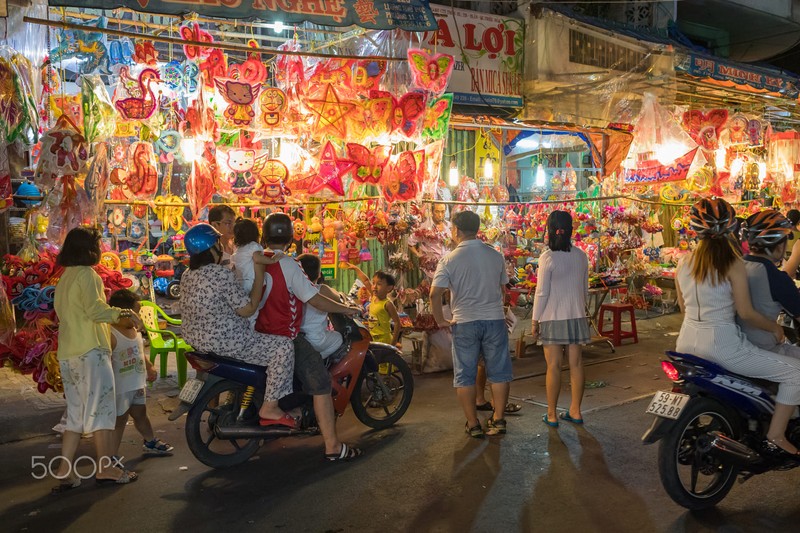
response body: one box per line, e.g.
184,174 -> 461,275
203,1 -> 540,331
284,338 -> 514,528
231,218 -> 265,293
109,289 -> 173,458
298,254 -> 345,360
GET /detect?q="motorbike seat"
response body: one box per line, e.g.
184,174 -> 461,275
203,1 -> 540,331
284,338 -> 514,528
185,351 -> 267,373
667,351 -> 779,396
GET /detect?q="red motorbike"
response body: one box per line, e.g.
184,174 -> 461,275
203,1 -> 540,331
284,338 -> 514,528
170,314 -> 414,468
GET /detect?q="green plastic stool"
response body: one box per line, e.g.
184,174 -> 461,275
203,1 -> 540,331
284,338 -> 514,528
140,300 -> 192,387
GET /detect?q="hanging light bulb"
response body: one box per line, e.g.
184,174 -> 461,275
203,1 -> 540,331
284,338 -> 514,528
449,158 -> 459,187
535,163 -> 546,187
758,162 -> 767,184
715,148 -> 727,169
483,156 -> 494,181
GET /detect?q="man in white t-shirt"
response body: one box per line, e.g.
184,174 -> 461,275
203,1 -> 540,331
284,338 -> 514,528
430,211 -> 512,438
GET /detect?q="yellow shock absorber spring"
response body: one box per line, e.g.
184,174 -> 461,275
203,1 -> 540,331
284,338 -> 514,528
238,386 -> 255,420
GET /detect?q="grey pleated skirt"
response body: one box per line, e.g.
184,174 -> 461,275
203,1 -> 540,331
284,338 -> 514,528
539,317 -> 591,345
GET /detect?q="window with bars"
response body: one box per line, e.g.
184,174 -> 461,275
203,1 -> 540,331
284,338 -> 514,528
568,29 -> 648,73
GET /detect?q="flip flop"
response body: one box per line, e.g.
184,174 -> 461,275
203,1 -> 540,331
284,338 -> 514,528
51,479 -> 81,495
96,470 -> 138,486
324,442 -> 364,462
542,414 -> 559,428
559,412 -> 584,425
259,413 -> 298,429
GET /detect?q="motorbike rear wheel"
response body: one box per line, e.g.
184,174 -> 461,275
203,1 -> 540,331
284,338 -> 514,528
658,398 -> 740,510
185,380 -> 262,468
351,350 -> 414,430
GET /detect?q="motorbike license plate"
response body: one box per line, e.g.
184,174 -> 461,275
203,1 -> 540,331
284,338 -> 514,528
178,378 -> 204,404
646,391 -> 689,420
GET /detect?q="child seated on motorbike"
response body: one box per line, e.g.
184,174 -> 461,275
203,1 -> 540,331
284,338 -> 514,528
738,210 -> 800,356
231,218 -> 266,293
297,254 -> 345,361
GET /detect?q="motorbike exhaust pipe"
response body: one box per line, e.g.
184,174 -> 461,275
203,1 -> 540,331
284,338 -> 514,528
701,431 -> 764,467
214,425 -> 313,439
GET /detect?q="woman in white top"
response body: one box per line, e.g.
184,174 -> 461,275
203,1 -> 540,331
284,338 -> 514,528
676,198 -> 800,456
532,210 -> 591,427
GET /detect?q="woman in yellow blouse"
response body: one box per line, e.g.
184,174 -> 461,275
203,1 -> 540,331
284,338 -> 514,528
52,227 -> 142,493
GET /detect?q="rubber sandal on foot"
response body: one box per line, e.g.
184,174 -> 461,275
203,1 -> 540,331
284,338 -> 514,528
486,418 -> 507,435
96,471 -> 138,486
324,443 -> 364,462
51,479 -> 81,495
542,414 -> 559,428
504,403 -> 522,414
259,414 -> 298,429
559,412 -> 584,425
476,401 -> 493,412
465,421 -> 485,438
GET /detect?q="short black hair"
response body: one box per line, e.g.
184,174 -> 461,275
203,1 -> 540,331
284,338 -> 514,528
547,210 -> 573,252
57,226 -> 102,267
787,209 -> 800,226
452,210 -> 480,234
108,288 -> 140,309
234,218 -> 261,247
189,249 -> 216,270
298,253 -> 321,282
208,205 -> 235,224
373,270 -> 396,287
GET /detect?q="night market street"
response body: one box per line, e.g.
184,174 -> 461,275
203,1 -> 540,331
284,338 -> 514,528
2,312 -> 800,533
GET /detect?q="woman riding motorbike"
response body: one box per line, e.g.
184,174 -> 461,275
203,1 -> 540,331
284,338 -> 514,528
179,223 -> 297,427
676,198 -> 800,456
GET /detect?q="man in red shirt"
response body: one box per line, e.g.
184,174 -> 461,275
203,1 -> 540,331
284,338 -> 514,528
254,213 -> 364,462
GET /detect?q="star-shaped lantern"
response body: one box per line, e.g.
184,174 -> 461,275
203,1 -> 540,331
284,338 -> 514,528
307,141 -> 354,196
305,84 -> 353,139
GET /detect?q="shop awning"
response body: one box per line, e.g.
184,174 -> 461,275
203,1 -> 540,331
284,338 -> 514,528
675,53 -> 800,100
449,115 -> 634,178
46,0 -> 438,31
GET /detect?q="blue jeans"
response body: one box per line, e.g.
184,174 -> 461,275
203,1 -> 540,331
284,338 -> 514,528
451,320 -> 512,388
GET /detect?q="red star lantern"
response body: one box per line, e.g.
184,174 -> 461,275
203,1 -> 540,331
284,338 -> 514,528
306,84 -> 353,139
308,141 -> 354,196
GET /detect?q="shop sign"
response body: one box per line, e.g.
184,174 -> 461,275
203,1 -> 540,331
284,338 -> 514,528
423,5 -> 524,107
623,148 -> 698,185
676,54 -> 799,99
47,0 -> 438,31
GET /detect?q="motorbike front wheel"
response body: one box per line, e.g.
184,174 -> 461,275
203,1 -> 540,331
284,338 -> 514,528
657,398 -> 740,510
351,350 -> 414,430
185,380 -> 262,468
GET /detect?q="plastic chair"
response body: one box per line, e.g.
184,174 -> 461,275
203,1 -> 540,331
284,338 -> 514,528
139,300 -> 191,386
598,303 -> 639,347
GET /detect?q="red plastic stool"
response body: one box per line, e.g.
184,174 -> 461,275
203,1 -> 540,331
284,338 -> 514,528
598,303 -> 639,346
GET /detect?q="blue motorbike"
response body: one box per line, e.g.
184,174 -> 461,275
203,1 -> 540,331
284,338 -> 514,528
642,351 -> 800,510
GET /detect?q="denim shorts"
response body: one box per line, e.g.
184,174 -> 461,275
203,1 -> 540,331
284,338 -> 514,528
451,320 -> 512,388
293,334 -> 332,395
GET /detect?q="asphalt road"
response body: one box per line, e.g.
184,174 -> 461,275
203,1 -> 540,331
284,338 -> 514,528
3,352 -> 800,533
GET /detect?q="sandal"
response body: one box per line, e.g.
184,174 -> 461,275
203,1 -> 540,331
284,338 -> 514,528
96,470 -> 138,486
465,421 -> 485,438
51,478 -> 81,495
559,412 -> 584,425
259,414 -> 299,429
476,402 -> 522,414
764,437 -> 800,458
324,443 -> 364,462
486,417 -> 507,435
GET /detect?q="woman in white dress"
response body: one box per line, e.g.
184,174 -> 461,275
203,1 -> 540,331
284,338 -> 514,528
676,198 -> 800,456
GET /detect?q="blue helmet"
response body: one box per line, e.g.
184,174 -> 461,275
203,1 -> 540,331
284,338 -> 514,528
184,223 -> 221,255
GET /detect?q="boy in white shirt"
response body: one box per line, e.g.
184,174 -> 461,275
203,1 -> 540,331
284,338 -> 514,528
297,254 -> 345,360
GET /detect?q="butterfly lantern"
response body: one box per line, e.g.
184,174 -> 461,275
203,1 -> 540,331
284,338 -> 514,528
215,78 -> 261,127
383,151 -> 424,202
180,23 -> 215,61
162,60 -> 200,95
423,94 -> 453,141
407,49 -> 455,96
346,143 -> 390,184
254,158 -> 291,204
682,110 -> 728,151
